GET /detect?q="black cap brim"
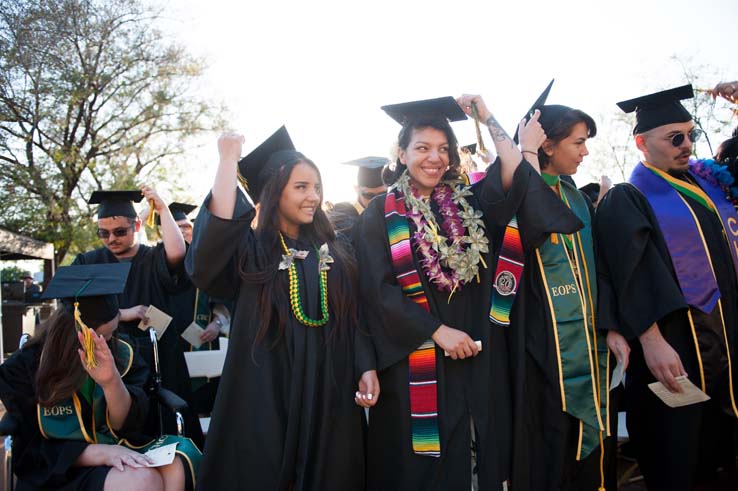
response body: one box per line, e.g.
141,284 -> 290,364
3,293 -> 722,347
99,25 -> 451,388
513,79 -> 554,144
381,96 -> 467,126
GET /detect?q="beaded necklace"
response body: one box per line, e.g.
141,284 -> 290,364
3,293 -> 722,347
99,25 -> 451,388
279,233 -> 330,327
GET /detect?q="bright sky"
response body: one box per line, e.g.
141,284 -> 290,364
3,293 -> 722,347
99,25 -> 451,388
159,0 -> 738,205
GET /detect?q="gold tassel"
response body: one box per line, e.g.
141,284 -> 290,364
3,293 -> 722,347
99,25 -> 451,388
146,200 -> 157,229
74,302 -> 97,368
471,102 -> 488,156
237,168 -> 250,192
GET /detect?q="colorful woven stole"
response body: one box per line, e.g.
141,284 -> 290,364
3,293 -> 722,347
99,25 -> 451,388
489,216 -> 524,325
464,169 -> 525,326
384,190 -> 441,457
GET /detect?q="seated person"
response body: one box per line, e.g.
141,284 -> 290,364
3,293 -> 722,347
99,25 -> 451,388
0,263 -> 201,491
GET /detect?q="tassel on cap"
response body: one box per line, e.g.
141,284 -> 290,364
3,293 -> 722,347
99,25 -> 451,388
74,301 -> 97,368
471,102 -> 488,157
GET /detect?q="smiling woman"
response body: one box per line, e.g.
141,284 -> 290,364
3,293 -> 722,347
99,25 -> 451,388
185,127 -> 378,490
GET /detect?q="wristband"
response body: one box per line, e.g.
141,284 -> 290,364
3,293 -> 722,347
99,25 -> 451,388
522,150 -> 538,156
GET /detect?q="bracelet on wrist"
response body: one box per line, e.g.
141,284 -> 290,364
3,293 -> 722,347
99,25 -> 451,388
522,150 -> 538,156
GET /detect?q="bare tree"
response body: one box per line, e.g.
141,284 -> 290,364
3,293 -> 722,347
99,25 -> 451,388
587,55 -> 737,184
0,0 -> 225,264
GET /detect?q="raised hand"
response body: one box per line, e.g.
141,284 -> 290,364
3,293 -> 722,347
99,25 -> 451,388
456,94 -> 492,123
218,133 -> 245,164
140,185 -> 166,213
78,328 -> 120,388
517,109 -> 546,153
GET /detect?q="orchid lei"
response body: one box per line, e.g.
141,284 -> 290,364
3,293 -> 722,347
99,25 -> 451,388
396,172 -> 489,294
691,158 -> 738,208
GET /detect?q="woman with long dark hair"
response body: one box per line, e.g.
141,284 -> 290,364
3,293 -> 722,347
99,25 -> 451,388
0,263 -> 200,491
354,95 -> 546,489
186,127 -> 377,490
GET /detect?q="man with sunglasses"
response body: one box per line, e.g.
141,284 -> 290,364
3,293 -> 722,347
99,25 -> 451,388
71,186 -> 203,447
595,85 -> 738,490
328,156 -> 388,235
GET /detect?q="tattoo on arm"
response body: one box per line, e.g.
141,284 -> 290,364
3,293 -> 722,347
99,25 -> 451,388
485,115 -> 513,146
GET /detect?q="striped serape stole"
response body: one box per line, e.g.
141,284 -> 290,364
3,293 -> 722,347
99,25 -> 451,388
489,216 -> 524,325
384,190 -> 441,457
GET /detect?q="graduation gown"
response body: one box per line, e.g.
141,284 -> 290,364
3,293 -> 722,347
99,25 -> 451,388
72,244 -> 203,447
594,182 -> 738,491
508,174 -> 614,491
0,337 -> 150,490
353,160 -> 533,490
186,190 -> 372,491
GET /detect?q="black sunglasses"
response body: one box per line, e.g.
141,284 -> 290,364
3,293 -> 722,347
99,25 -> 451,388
668,128 -> 702,147
97,227 -> 132,239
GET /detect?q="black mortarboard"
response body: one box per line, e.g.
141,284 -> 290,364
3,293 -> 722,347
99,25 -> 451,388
616,84 -> 694,135
156,202 -> 197,225
381,96 -> 467,126
579,183 -> 600,204
461,143 -> 477,155
89,190 -> 143,219
43,263 -> 130,325
237,126 -> 304,203
513,79 -> 555,144
342,156 -> 388,188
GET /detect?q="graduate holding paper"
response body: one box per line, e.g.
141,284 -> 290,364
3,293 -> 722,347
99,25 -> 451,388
595,85 -> 738,490
0,263 -> 200,491
353,95 -> 543,490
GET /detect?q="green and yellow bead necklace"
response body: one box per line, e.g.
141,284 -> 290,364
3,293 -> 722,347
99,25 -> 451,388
279,233 -> 330,327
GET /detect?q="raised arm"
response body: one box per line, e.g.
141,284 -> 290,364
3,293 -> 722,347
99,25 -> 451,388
141,185 -> 186,267
457,95 -> 545,189
210,133 -> 245,219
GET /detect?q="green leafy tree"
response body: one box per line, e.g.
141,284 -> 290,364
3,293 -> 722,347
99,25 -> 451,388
0,0 -> 224,264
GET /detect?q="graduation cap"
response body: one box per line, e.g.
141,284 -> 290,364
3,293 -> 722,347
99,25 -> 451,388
237,126 -> 304,203
616,84 -> 694,135
513,79 -> 554,144
579,182 -> 600,204
89,190 -> 143,219
381,96 -> 467,126
156,202 -> 197,225
42,263 -> 131,367
461,143 -> 477,155
342,156 -> 389,188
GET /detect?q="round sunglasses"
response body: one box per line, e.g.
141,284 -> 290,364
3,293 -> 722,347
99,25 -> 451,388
667,128 -> 703,147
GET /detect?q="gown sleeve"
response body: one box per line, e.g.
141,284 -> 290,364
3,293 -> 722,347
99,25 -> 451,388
353,198 -> 444,371
474,157 -> 534,227
115,340 -> 151,437
153,242 -> 190,294
593,183 -> 687,339
185,189 -> 256,300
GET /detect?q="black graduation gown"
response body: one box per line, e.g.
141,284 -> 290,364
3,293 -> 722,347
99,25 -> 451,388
507,174 -> 616,491
72,244 -> 203,447
0,337 -> 149,491
186,191 -> 371,491
594,182 -> 738,491
353,161 -> 533,490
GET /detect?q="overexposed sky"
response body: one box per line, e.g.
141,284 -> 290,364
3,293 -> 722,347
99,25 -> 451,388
157,0 -> 738,204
